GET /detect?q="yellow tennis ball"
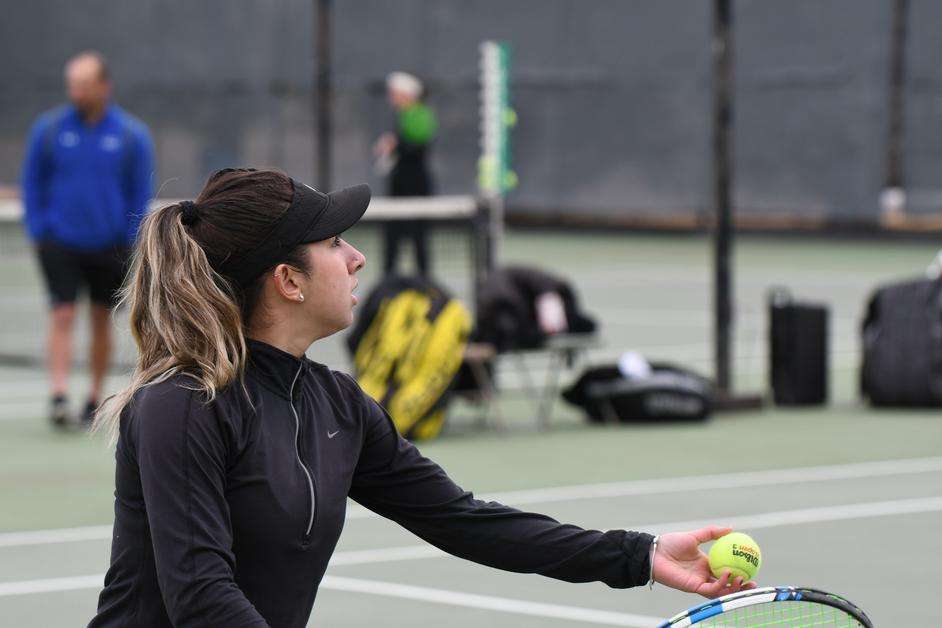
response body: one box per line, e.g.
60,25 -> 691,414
708,532 -> 761,582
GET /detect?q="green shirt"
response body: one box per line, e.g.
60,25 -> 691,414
397,103 -> 437,145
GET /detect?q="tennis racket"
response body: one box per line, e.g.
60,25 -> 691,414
659,586 -> 872,627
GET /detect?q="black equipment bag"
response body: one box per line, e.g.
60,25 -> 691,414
769,289 -> 829,405
861,277 -> 942,407
562,362 -> 713,423
346,275 -> 471,439
474,265 -> 596,353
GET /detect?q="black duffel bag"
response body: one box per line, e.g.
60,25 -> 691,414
474,265 -> 596,353
861,277 -> 942,407
562,362 -> 713,423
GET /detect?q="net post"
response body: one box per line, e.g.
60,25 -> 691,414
472,198 -> 493,315
710,1 -> 763,411
314,0 -> 332,190
881,0 -> 909,222
478,40 -> 513,271
712,0 -> 733,394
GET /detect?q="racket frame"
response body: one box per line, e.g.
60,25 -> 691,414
658,586 -> 873,627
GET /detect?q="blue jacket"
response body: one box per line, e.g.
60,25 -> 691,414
21,104 -> 154,249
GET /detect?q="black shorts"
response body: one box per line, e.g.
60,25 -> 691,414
37,241 -> 130,308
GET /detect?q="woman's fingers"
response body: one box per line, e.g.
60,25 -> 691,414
698,572 -> 729,598
696,570 -> 758,599
703,569 -> 730,595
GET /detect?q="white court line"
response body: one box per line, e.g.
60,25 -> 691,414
3,456 -> 942,547
2,493 -> 941,625
0,380 -> 48,396
330,497 -> 942,567
0,526 -> 113,548
642,495 -> 942,533
344,456 -> 942,520
328,544 -> 446,566
320,576 -> 662,627
0,573 -> 660,627
0,574 -> 103,597
324,496 -> 942,567
0,402 -> 46,421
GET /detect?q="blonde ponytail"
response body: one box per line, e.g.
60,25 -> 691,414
94,202 -> 246,442
93,168 -> 300,443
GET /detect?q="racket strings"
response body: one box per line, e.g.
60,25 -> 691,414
699,600 -> 864,627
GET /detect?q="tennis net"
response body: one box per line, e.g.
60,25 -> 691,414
0,194 -> 491,369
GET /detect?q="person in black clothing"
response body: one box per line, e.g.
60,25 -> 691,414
88,168 -> 754,628
374,71 -> 436,276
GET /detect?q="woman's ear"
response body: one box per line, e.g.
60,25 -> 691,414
271,263 -> 305,303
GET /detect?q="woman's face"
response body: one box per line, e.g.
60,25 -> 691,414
299,235 -> 366,338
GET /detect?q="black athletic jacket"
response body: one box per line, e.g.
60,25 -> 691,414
89,339 -> 653,628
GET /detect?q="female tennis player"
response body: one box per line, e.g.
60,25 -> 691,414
88,168 -> 755,627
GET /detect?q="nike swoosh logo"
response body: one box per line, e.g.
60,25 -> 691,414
327,430 -> 340,439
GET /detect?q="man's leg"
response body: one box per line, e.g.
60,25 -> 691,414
48,303 -> 77,399
82,244 -> 128,425
88,303 -> 112,405
37,242 -> 81,427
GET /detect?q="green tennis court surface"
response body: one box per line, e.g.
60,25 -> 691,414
2,231 -> 941,625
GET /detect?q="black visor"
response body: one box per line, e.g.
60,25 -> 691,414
219,179 -> 371,285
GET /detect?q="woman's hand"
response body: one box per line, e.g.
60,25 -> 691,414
652,526 -> 758,598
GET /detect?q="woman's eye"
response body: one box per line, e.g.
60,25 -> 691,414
332,236 -> 341,247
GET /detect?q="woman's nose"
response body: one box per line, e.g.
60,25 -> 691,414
350,247 -> 366,272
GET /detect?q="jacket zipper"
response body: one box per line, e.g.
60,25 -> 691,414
289,365 -> 316,538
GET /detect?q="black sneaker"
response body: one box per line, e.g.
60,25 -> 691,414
81,400 -> 99,427
50,395 -> 70,428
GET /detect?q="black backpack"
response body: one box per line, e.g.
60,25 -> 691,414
861,277 -> 942,406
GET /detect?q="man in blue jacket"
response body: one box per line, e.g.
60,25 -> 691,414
21,51 -> 154,428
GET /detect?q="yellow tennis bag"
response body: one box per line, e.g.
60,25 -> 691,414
346,276 -> 471,440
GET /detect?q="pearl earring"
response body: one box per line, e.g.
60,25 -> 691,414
298,294 -> 305,303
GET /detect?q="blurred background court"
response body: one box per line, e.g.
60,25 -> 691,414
3,232 -> 942,626
3,1 -> 942,626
